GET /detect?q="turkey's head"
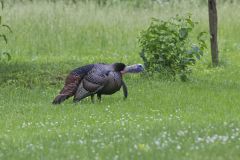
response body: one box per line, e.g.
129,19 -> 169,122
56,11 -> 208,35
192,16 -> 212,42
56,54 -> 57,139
121,64 -> 144,74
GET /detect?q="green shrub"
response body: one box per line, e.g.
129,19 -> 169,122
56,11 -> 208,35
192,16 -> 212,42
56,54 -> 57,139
138,15 -> 207,81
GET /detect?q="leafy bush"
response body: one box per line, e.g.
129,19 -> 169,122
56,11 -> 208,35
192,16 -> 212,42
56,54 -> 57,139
138,15 -> 207,81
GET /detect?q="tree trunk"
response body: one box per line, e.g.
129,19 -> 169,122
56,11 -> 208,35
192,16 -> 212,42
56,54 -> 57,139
208,0 -> 219,66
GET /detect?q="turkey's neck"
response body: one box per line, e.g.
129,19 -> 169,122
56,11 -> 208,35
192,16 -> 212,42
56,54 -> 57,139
121,65 -> 137,74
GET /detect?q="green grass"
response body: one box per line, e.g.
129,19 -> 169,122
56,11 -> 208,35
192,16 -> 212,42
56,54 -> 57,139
0,1 -> 240,159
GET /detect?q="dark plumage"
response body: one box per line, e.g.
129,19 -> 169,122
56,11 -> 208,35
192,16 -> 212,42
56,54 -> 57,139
73,65 -> 127,102
52,63 -> 131,104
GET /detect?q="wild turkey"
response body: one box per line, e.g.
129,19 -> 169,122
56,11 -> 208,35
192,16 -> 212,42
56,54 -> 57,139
52,63 -> 143,104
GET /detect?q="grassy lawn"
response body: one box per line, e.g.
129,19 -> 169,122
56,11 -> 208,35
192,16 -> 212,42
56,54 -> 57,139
0,1 -> 240,159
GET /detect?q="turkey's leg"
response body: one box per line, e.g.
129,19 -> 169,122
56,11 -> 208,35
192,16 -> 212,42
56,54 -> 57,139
91,95 -> 95,103
97,93 -> 102,102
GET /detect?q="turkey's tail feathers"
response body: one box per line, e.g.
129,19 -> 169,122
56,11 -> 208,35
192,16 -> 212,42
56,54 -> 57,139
52,94 -> 69,104
52,74 -> 81,105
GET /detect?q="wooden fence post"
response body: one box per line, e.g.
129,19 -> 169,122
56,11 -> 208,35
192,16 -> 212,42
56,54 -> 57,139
208,0 -> 219,66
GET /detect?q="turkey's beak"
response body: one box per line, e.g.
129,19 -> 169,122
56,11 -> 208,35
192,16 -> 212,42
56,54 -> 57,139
121,64 -> 144,74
